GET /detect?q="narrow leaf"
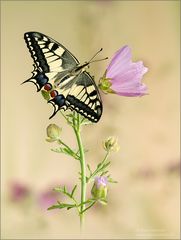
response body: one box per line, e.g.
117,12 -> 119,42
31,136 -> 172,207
54,187 -> 64,193
108,177 -> 118,183
48,203 -> 76,210
71,185 -> 77,197
87,164 -> 92,174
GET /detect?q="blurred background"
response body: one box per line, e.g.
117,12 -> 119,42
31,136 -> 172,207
1,1 -> 180,239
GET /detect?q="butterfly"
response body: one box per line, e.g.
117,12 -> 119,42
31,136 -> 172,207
23,32 -> 103,122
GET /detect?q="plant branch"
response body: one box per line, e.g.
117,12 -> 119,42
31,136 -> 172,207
72,112 -> 87,229
87,150 -> 110,183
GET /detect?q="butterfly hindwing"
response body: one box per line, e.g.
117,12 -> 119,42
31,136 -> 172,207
66,71 -> 102,122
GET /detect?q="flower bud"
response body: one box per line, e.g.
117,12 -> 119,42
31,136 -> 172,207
103,136 -> 120,152
91,176 -> 108,203
46,124 -> 61,142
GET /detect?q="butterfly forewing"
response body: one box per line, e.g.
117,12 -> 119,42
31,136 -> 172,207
24,32 -> 79,73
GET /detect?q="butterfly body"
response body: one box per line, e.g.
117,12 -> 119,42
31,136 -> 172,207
23,32 -> 102,122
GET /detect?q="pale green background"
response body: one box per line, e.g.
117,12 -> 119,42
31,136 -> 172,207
1,1 -> 180,239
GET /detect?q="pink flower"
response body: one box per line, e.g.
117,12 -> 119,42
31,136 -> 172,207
99,46 -> 148,97
9,182 -> 30,202
38,189 -> 59,210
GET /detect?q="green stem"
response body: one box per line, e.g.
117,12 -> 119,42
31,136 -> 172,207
73,113 -> 86,229
101,150 -> 110,165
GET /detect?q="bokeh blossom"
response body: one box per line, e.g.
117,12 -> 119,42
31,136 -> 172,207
38,189 -> 60,210
99,45 -> 148,97
9,182 -> 30,202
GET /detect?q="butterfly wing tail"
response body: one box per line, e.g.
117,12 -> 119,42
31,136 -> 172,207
22,66 -> 49,92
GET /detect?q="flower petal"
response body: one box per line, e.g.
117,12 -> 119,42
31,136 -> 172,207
111,80 -> 148,97
111,61 -> 148,85
107,46 -> 132,78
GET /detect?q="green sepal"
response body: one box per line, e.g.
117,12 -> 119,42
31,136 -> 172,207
46,138 -> 56,143
98,71 -> 114,94
91,184 -> 107,201
99,199 -> 107,205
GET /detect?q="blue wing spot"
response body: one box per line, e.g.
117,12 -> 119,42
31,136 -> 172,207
34,71 -> 48,89
53,94 -> 66,107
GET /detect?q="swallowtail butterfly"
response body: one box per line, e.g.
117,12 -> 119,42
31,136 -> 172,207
23,32 -> 103,122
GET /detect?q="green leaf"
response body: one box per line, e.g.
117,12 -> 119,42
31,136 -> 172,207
79,198 -> 95,206
46,138 -> 56,143
63,185 -> 67,193
71,185 -> 77,197
51,147 -> 72,155
87,164 -> 92,175
100,171 -> 109,176
51,148 -> 64,153
51,147 -> 79,160
41,90 -> 50,101
48,202 -> 76,210
54,187 -> 63,193
62,147 -> 73,155
102,161 -> 111,169
108,177 -> 118,184
67,205 -> 76,210
86,159 -> 111,183
97,162 -> 102,168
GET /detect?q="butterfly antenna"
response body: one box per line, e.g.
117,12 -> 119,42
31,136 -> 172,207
88,48 -> 103,63
89,57 -> 108,64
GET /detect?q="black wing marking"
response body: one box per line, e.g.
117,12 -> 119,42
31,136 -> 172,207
65,71 -> 103,122
24,32 -> 79,73
22,64 -> 61,92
